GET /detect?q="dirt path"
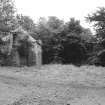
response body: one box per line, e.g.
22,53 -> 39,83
0,65 -> 105,105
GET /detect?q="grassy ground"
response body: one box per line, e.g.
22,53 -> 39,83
0,64 -> 105,105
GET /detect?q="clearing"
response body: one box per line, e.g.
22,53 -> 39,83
0,65 -> 105,105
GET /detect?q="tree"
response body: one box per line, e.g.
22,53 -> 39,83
64,18 -> 83,35
36,17 -> 92,64
36,16 -> 65,64
85,7 -> 105,66
59,18 -> 95,65
0,0 -> 16,31
16,14 -> 36,32
86,7 -> 105,39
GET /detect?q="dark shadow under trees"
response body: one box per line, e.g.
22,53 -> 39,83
61,43 -> 87,65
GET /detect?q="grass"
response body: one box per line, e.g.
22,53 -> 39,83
0,64 -> 105,105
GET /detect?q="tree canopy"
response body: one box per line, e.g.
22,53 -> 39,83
1,0 -> 103,66
86,7 -> 105,39
0,0 -> 16,32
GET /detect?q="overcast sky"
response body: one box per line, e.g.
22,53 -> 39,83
14,0 -> 105,33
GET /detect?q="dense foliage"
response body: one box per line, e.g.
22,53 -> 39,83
0,0 -> 16,31
86,7 -> 105,39
35,17 -> 94,65
86,7 -> 105,66
1,0 -> 105,66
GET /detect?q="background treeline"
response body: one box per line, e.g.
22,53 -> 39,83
1,0 -> 105,66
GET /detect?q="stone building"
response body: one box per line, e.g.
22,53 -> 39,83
0,26 -> 42,67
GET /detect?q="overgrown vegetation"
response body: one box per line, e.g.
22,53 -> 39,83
0,0 -> 105,66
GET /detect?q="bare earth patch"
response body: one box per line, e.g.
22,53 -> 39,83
0,65 -> 105,105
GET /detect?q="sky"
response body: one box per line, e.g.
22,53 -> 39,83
14,0 -> 105,33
